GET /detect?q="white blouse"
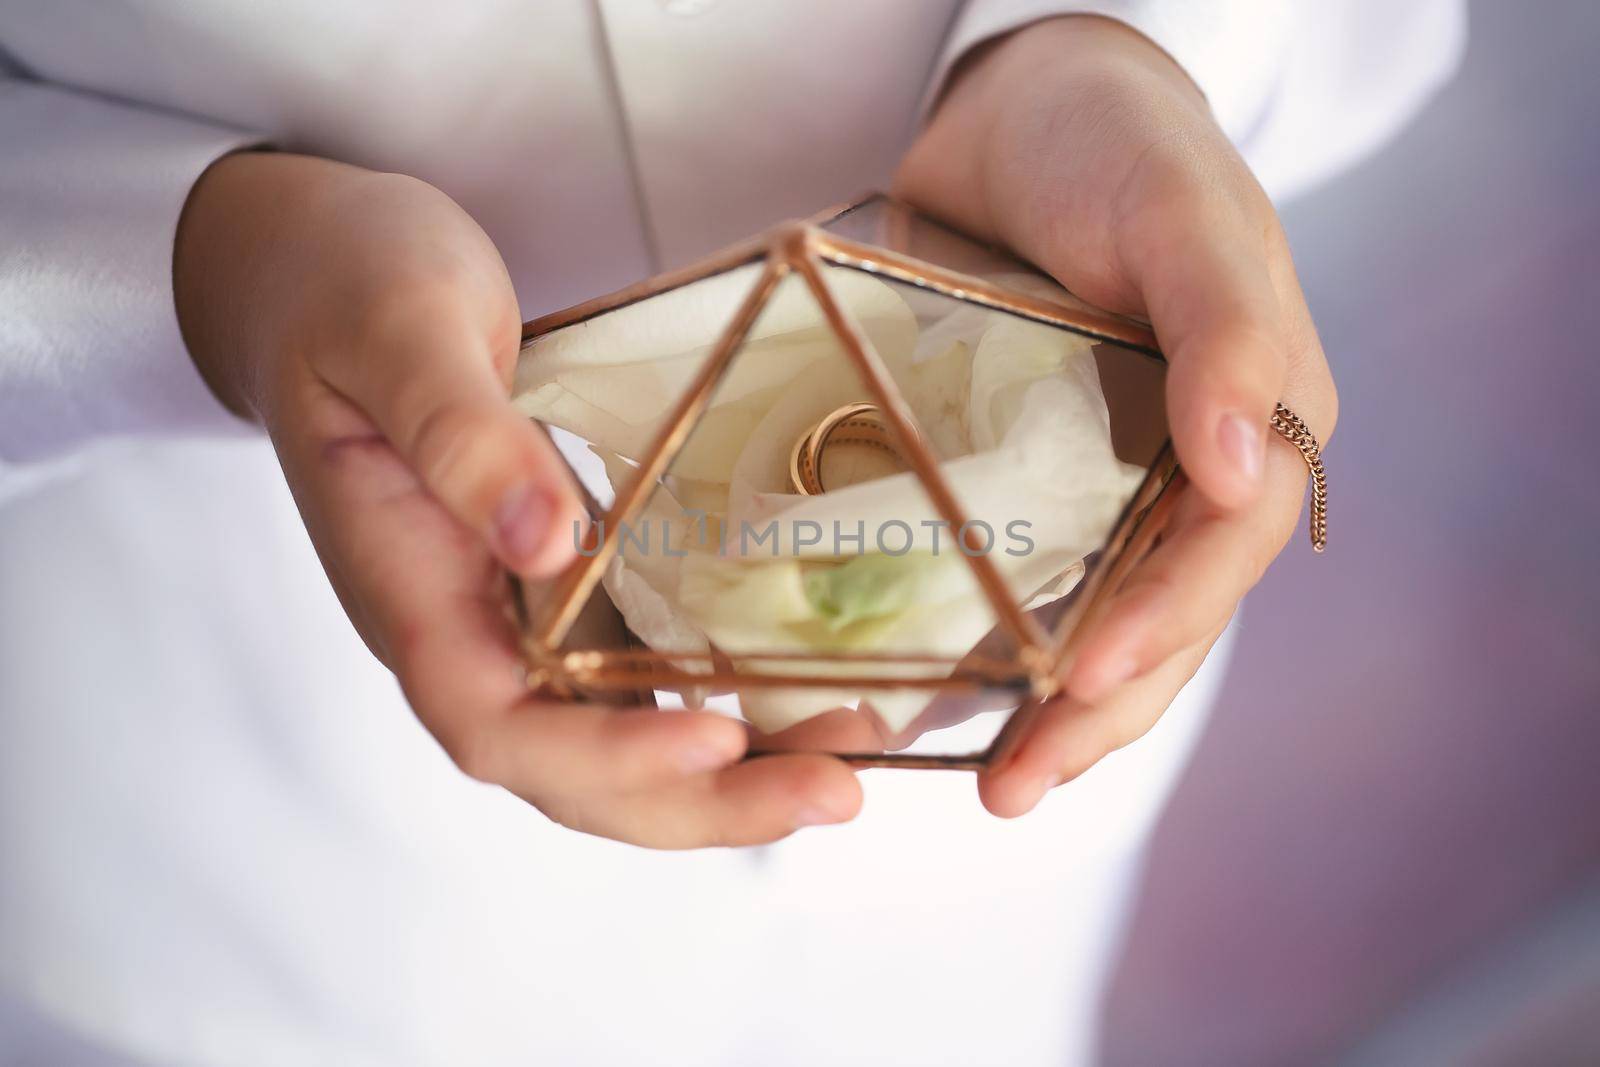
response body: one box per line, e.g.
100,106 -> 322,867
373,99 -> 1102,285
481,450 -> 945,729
0,3 -> 1463,1064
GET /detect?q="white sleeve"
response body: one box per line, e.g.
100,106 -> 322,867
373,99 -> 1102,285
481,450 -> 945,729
0,77 -> 262,479
924,0 -> 1467,201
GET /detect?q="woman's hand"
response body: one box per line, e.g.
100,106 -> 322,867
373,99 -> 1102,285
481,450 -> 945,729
895,16 -> 1338,816
174,153 -> 862,846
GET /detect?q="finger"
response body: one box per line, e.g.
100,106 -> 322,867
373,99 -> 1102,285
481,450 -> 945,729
525,753 -> 864,850
1116,161 -> 1289,511
980,628 -> 1222,818
276,394 -> 748,799
319,304 -> 585,578
748,706 -> 886,754
1063,454 -> 1297,704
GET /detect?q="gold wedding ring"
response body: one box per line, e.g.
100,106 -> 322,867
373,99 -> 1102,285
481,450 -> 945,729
790,402 -> 906,496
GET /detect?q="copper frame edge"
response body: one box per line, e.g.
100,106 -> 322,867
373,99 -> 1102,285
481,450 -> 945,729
552,644 -> 1031,696
558,667 -> 1027,692
521,234 -> 772,340
527,255 -> 789,651
975,456 -> 1184,765
811,231 -> 1160,355
832,753 -> 988,771
1043,443 -> 1181,673
1062,463 -> 1186,661
559,647 -> 1026,668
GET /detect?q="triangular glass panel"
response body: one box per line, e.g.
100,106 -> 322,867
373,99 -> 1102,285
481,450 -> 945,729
817,267 -> 1172,668
817,193 -> 1150,330
511,258 -> 767,649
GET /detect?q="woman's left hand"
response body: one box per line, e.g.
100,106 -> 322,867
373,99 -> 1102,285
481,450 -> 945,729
894,15 -> 1338,816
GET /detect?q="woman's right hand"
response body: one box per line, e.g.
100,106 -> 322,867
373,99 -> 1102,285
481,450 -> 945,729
174,152 -> 862,846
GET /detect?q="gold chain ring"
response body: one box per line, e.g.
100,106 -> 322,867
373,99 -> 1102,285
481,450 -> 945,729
1271,402 -> 1328,552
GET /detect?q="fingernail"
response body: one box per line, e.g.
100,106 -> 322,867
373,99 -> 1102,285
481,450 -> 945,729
493,482 -> 553,570
677,743 -> 736,776
1218,412 -> 1265,486
794,803 -> 850,829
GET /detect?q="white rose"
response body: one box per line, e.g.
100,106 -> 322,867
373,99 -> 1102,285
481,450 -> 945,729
513,264 -> 1144,739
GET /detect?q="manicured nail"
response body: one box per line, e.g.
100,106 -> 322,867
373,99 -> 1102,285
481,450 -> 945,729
1218,412 -> 1265,486
677,743 -> 736,776
493,482 -> 553,570
794,803 -> 850,829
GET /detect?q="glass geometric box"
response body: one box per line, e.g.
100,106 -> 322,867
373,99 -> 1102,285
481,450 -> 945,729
507,194 -> 1183,769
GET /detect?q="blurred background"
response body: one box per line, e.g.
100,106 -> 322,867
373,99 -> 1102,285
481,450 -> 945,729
2,2 -> 1594,1064
1100,1 -> 1600,1063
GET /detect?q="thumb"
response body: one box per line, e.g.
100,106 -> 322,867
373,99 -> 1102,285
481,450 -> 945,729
1115,175 -> 1290,510
326,308 -> 585,577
